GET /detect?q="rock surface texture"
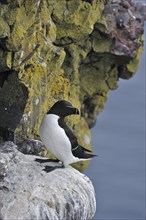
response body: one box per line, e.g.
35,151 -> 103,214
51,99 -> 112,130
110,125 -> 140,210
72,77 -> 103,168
0,142 -> 96,220
0,0 -> 145,170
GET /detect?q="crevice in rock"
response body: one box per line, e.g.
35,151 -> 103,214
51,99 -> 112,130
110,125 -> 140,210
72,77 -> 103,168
0,71 -> 12,88
0,72 -> 28,142
0,0 -> 9,4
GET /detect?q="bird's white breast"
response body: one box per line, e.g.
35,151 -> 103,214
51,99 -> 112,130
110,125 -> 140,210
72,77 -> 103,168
39,114 -> 75,165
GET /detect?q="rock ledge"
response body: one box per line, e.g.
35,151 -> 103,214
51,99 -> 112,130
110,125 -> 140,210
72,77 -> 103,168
0,142 -> 96,220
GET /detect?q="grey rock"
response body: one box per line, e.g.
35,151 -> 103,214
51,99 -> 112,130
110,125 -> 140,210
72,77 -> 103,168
103,0 -> 145,58
17,138 -> 46,156
0,142 -> 96,220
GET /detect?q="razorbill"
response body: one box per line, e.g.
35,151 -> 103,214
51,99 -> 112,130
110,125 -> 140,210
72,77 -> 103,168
38,100 -> 96,171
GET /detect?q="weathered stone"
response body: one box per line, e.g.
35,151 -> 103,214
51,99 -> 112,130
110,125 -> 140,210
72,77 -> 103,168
102,1 -> 145,59
18,138 -> 46,156
0,142 -> 96,220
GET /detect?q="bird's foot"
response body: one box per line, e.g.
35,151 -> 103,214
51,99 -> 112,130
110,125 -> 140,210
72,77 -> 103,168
43,164 -> 64,173
35,158 -> 59,163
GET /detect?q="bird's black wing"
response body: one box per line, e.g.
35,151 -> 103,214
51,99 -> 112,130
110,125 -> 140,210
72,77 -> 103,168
58,119 -> 95,159
73,144 -> 96,159
58,118 -> 78,149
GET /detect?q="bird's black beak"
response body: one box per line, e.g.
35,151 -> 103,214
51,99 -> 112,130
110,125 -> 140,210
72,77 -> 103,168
67,106 -> 80,115
75,108 -> 80,115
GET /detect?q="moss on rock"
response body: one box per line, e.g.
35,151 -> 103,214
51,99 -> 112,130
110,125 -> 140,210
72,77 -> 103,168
127,46 -> 143,74
0,16 -> 10,38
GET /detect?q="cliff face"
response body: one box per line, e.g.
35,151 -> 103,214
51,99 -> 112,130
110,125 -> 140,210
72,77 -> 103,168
0,0 -> 145,170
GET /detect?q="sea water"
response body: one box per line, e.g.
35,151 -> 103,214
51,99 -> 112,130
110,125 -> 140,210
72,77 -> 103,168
85,14 -> 145,220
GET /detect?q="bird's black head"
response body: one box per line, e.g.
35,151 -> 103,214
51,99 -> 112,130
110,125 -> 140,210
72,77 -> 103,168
47,100 -> 80,118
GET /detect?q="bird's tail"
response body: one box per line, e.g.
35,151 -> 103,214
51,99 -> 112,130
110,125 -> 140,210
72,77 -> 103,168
80,145 -> 92,153
77,145 -> 97,159
83,152 -> 97,159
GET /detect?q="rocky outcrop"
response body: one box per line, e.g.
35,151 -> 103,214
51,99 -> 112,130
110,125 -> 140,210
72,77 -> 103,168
0,141 -> 96,220
0,0 -> 145,170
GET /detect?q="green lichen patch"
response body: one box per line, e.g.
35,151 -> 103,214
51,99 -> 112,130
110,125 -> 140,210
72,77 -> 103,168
92,36 -> 112,53
17,62 -> 48,140
0,16 -> 10,38
54,0 -> 104,44
40,0 -> 57,42
0,49 -> 12,71
80,66 -> 109,96
127,46 -> 143,74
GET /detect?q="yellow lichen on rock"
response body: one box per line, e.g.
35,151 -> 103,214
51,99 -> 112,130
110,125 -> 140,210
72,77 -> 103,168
17,62 -> 47,137
0,16 -> 10,38
0,49 -> 12,71
51,74 -> 69,98
127,46 -> 143,74
54,0 -> 104,44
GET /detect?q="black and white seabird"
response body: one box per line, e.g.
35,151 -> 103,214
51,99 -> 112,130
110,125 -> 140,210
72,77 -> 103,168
37,100 -> 96,171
